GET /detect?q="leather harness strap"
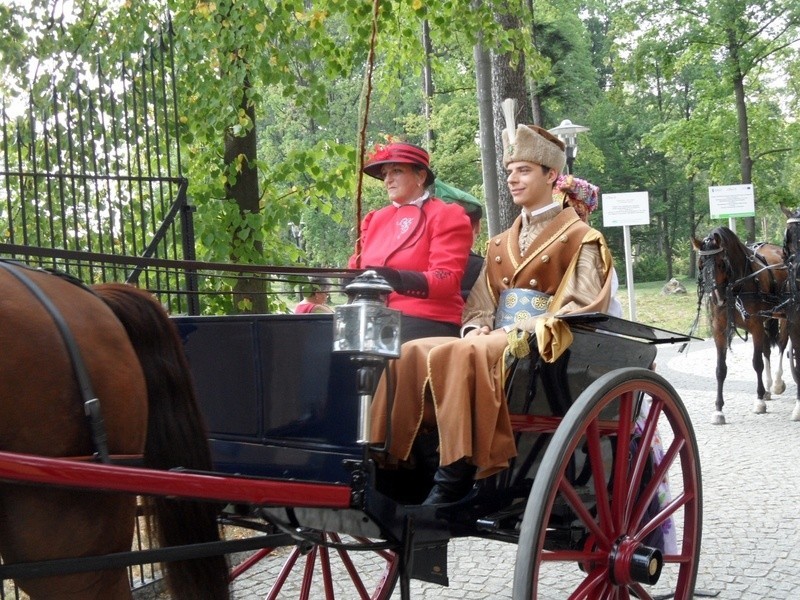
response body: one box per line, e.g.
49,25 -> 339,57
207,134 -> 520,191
0,259 -> 112,463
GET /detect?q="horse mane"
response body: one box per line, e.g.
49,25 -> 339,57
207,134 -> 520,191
93,283 -> 231,600
709,226 -> 752,281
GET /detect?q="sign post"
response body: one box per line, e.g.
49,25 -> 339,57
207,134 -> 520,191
602,191 -> 650,321
708,184 -> 755,233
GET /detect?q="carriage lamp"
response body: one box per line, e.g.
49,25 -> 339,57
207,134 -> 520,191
333,270 -> 401,445
333,271 -> 401,359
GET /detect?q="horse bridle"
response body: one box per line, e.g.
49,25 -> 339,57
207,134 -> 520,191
697,245 -> 727,305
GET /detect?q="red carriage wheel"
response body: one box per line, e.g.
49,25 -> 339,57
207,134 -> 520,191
513,368 -> 702,599
229,529 -> 400,599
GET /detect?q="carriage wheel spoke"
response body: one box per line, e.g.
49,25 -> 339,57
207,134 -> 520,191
630,582 -> 652,599
319,542 -> 335,599
623,397 -> 662,529
265,546 -> 302,600
585,419 -> 613,536
611,391 -> 634,530
568,567 -> 609,600
629,437 -> 683,535
299,546 -> 318,600
559,477 -> 611,548
330,533 -> 372,599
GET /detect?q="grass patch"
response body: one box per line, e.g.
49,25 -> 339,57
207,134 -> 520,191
616,277 -> 710,337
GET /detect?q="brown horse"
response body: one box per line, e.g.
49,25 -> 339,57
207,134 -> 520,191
692,227 -> 788,424
0,262 -> 230,599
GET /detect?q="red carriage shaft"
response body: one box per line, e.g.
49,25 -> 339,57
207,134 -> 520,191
0,450 -> 352,508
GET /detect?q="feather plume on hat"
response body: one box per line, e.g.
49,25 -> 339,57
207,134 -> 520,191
501,98 -> 517,145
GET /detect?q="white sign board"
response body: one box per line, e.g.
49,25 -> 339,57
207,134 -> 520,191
709,184 -> 755,218
602,192 -> 650,227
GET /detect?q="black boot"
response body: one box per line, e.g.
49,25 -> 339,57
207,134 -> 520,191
422,458 -> 477,505
412,430 -> 441,476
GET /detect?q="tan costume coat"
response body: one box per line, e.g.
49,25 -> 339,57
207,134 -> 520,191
370,204 -> 614,479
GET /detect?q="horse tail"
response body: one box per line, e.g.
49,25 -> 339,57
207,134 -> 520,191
93,283 -> 230,600
765,317 -> 781,349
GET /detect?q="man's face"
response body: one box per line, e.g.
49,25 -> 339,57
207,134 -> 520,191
506,161 -> 558,211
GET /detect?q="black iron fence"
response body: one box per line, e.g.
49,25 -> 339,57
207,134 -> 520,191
0,17 -> 199,314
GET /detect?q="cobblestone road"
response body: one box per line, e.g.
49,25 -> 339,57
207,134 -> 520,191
231,337 -> 800,599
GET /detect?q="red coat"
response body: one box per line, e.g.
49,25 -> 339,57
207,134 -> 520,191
349,198 -> 472,325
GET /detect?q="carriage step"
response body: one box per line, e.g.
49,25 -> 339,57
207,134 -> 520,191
475,502 -> 526,533
410,542 -> 449,586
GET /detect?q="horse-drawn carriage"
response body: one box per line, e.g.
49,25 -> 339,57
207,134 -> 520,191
0,259 -> 702,599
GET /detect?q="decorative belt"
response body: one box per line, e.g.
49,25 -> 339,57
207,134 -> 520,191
494,288 -> 552,329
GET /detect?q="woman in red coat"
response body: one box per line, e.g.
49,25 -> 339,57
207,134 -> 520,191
349,142 -> 473,342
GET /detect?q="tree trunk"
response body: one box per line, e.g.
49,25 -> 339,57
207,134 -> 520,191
728,32 -> 755,242
473,26 -> 500,237
422,20 -> 434,149
525,0 -> 543,125
225,80 -> 266,314
490,12 -> 532,231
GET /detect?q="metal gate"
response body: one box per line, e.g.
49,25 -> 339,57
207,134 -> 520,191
0,16 -> 199,314
0,18 -> 188,599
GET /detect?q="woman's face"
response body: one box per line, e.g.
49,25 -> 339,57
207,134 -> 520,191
380,163 -> 426,204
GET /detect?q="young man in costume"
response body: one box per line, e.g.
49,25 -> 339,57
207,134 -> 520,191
370,117 -> 615,505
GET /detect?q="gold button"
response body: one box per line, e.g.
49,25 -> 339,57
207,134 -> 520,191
529,279 -> 537,288
494,238 -> 501,245
495,256 -> 502,263
560,234 -> 568,243
541,255 -> 550,263
502,277 -> 509,284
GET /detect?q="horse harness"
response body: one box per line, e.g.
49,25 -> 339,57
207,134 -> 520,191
0,259 -> 115,464
784,217 -> 800,301
697,240 -> 788,348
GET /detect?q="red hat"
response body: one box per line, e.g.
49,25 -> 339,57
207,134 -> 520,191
363,142 -> 435,187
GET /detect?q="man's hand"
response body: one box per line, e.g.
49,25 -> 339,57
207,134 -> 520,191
464,325 -> 492,337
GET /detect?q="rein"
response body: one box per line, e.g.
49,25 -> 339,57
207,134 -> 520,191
0,259 -> 111,463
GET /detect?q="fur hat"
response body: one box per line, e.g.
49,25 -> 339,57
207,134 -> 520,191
502,124 -> 566,172
363,142 -> 435,187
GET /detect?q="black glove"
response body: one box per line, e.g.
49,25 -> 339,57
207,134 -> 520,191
367,267 -> 429,298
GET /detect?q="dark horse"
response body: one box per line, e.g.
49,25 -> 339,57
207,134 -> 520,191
780,204 -> 800,421
692,227 -> 788,424
0,262 -> 230,599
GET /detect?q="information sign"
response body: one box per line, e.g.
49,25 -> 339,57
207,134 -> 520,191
602,192 -> 650,227
709,184 -> 755,219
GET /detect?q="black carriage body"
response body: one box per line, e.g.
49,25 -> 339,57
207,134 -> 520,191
176,313 -> 663,484
174,313 -> 364,484
175,312 -> 673,539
